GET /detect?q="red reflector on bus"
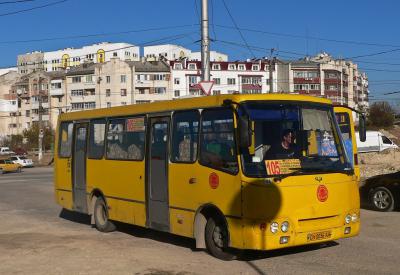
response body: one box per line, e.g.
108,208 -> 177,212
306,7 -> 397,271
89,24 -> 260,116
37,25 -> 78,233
209,173 -> 219,189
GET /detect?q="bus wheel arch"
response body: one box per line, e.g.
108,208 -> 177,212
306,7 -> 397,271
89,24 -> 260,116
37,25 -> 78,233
193,204 -> 230,249
89,189 -> 115,232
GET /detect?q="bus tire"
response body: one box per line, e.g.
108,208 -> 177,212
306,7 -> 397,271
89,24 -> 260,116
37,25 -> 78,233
369,186 -> 395,212
94,196 -> 116,232
205,216 -> 236,261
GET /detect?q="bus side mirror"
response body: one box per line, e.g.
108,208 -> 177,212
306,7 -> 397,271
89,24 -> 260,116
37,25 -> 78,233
359,115 -> 366,142
238,115 -> 252,148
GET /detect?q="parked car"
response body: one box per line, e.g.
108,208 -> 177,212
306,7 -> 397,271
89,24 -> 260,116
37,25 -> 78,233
0,159 -> 22,174
9,155 -> 34,168
0,147 -> 15,155
360,171 -> 400,211
356,131 -> 398,153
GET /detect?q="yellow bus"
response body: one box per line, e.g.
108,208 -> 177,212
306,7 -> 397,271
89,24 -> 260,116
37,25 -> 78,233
54,94 -> 365,260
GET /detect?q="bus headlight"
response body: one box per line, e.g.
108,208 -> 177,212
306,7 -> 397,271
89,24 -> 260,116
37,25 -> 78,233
281,221 -> 289,233
351,213 -> 358,222
345,214 -> 351,224
270,222 -> 279,234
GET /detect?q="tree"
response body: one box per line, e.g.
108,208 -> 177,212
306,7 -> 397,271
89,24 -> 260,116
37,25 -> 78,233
368,101 -> 395,128
0,134 -> 23,149
22,123 -> 54,151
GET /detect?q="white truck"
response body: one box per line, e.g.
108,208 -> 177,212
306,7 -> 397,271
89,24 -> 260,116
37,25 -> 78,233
356,131 -> 398,153
0,147 -> 15,155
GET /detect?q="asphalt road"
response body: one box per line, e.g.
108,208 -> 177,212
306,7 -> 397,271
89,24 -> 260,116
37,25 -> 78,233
0,167 -> 399,275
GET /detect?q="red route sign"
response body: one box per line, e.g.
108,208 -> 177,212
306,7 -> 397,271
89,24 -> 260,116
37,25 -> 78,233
199,81 -> 214,95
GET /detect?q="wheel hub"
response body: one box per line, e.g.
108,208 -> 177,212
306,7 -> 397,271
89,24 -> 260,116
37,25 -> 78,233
373,190 -> 390,209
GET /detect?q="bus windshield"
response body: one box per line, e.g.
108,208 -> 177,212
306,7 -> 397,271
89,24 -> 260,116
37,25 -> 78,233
241,102 -> 351,178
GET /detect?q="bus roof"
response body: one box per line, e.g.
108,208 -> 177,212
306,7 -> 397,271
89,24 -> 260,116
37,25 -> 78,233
59,94 -> 332,121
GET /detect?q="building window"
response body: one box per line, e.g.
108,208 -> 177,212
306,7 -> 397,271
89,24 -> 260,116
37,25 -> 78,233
188,63 -> 197,70
238,64 -> 245,71
174,78 -> 180,85
71,103 -> 84,110
227,78 -> 236,85
174,90 -> 180,97
106,76 -> 111,83
51,82 -> 62,89
294,84 -> 308,90
107,102 -> 111,108
72,76 -> 81,83
189,76 -> 198,85
174,63 -> 183,70
155,87 -> 166,94
121,75 -> 126,83
310,84 -> 320,90
121,89 -> 127,96
86,75 -> 93,83
252,64 -> 260,71
212,64 -> 221,70
154,74 -> 166,81
228,64 -> 236,70
25,110 -> 30,117
106,89 -> 111,97
71,90 -> 84,97
213,78 -> 221,85
213,90 -> 221,95
84,102 -> 96,109
121,102 -> 127,106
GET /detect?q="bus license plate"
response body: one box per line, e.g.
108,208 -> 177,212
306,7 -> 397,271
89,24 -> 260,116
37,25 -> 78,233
307,231 -> 332,242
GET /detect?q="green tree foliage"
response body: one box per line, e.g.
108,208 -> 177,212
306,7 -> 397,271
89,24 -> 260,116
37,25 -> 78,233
22,123 -> 54,151
368,101 -> 395,128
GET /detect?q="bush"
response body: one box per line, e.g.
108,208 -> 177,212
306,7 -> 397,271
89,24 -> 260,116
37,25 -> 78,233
368,102 -> 395,128
22,124 -> 54,151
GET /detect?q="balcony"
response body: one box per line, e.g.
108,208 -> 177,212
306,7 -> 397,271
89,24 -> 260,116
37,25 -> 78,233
31,102 -> 49,109
293,77 -> 320,84
32,114 -> 50,122
50,88 -> 64,96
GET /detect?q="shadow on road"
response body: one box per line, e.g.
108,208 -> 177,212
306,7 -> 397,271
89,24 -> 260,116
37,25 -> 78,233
238,241 -> 339,262
59,208 -> 91,225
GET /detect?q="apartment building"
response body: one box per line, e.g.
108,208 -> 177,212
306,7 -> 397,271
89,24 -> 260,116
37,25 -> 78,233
17,42 -> 140,75
0,70 -> 19,137
276,53 -> 369,109
143,44 -> 228,61
170,58 -> 276,97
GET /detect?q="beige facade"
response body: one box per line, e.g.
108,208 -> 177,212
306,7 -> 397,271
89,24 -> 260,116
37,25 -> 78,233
0,71 -> 20,137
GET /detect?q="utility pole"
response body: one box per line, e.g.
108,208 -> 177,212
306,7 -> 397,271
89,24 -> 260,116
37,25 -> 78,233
201,0 -> 210,82
38,77 -> 43,164
269,48 -> 275,93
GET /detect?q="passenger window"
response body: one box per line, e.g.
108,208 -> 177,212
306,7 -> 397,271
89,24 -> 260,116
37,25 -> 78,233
59,122 -> 73,158
106,117 -> 145,160
382,136 -> 392,145
171,110 -> 199,163
88,119 -> 106,159
200,109 -> 238,173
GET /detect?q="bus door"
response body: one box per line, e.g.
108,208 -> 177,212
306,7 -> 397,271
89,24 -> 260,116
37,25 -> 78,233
72,122 -> 89,213
146,116 -> 170,231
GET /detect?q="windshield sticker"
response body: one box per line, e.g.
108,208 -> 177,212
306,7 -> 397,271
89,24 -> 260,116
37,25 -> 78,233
265,159 -> 301,175
126,117 -> 145,132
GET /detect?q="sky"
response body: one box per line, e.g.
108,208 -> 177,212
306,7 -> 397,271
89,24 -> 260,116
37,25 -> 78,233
1,0 -> 400,105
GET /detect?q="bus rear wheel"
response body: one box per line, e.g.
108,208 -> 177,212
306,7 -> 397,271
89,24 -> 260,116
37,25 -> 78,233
205,216 -> 236,261
94,197 -> 116,232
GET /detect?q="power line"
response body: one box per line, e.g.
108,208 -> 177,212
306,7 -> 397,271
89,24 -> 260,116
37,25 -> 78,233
347,48 -> 400,59
0,0 -> 37,5
221,0 -> 255,58
215,24 -> 400,48
0,0 -> 68,17
0,24 -> 198,45
210,0 -> 217,40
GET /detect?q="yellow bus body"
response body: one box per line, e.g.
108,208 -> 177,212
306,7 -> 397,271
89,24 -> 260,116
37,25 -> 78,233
54,94 -> 360,251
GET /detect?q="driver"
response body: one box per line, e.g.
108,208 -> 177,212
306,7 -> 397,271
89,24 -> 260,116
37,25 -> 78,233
264,129 -> 299,159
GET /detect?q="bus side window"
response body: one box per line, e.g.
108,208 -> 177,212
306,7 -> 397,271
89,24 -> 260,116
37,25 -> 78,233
171,110 -> 200,163
88,119 -> 106,159
59,121 -> 73,158
106,117 -> 146,160
199,108 -> 238,174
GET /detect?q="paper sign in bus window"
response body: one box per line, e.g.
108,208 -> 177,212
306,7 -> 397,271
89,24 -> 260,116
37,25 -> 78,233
265,159 -> 301,175
126,117 -> 145,132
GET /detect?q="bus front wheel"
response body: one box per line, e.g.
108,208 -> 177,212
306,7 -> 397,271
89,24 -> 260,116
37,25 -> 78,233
94,197 -> 116,232
205,216 -> 236,261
